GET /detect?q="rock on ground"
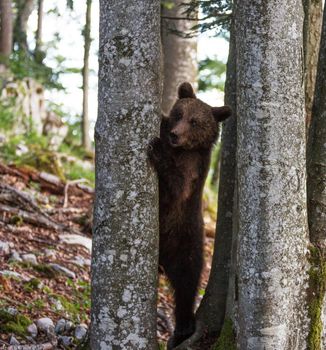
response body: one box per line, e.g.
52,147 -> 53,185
36,318 -> 54,333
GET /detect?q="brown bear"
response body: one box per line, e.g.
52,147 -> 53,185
148,82 -> 231,349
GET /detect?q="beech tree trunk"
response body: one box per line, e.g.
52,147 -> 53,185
303,0 -> 323,126
14,0 -> 34,53
91,1 -> 161,349
236,1 -> 310,348
308,0 -> 326,250
161,1 -> 197,115
307,6 -> 326,349
82,0 -> 92,151
0,0 -> 13,67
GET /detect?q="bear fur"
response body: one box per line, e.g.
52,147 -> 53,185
148,82 -> 232,349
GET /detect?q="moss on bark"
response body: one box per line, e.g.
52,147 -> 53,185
307,246 -> 326,350
213,318 -> 236,350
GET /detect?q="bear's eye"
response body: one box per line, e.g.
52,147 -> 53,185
175,113 -> 182,121
190,119 -> 198,127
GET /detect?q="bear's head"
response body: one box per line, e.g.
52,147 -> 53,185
165,82 -> 232,150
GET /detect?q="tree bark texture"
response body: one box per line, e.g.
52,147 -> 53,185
82,0 -> 92,151
236,1 -> 310,349
307,7 -> 326,348
161,1 -> 197,115
0,0 -> 13,64
91,1 -> 161,349
303,0 -> 323,127
14,0 -> 34,53
307,4 -> 326,250
195,17 -> 237,339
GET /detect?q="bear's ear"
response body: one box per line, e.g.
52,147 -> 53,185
212,106 -> 232,122
178,82 -> 196,99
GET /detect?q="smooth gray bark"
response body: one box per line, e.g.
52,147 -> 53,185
0,0 -> 13,66
236,1 -> 310,349
82,0 -> 92,151
307,5 -> 326,249
307,7 -> 326,348
14,0 -> 34,53
161,1 -> 197,115
91,1 -> 161,349
303,0 -> 323,126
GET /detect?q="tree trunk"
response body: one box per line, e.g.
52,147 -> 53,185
82,0 -> 92,151
161,1 -> 197,115
236,0 -> 310,348
308,0 -> 326,250
91,1 -> 161,349
194,15 -> 237,342
0,0 -> 13,68
307,6 -> 326,349
14,0 -> 34,53
303,0 -> 323,127
34,0 -> 44,63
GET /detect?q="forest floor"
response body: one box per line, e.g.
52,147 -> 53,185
0,163 -> 215,349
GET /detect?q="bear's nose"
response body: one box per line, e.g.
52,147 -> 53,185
169,132 -> 178,145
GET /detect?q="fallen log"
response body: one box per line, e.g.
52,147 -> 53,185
0,203 -> 88,238
0,162 -> 94,196
0,204 -> 64,231
0,163 -> 29,182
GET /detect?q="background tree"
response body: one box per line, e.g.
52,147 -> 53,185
235,0 -> 310,347
82,0 -> 92,151
14,0 -> 34,54
34,0 -> 44,64
91,0 -> 161,348
0,0 -> 13,71
161,0 -> 198,115
303,0 -> 323,126
307,4 -> 326,348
